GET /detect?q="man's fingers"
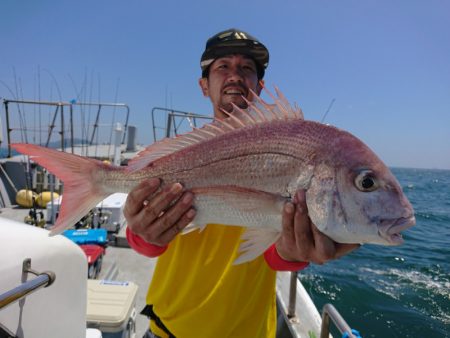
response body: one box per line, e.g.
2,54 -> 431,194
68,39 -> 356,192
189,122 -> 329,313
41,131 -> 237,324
310,226 -> 336,263
292,190 -> 314,252
125,178 -> 160,216
277,189 -> 361,265
151,192 -> 195,234
310,226 -> 360,263
141,183 -> 184,222
157,208 -> 196,245
126,181 -> 188,238
295,190 -> 307,211
137,191 -> 195,244
281,202 -> 295,238
293,209 -> 314,251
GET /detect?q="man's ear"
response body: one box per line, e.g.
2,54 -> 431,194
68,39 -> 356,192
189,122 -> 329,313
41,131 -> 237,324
256,79 -> 264,95
199,78 -> 209,97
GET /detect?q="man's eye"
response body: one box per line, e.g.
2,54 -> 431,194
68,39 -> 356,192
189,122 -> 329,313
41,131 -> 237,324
242,66 -> 256,74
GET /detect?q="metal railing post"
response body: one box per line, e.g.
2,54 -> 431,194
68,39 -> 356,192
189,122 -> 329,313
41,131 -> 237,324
70,103 -> 74,153
287,271 -> 297,318
4,100 -> 12,157
45,105 -> 59,147
60,104 -> 65,151
151,107 -> 213,142
90,104 -> 102,145
0,258 -> 56,310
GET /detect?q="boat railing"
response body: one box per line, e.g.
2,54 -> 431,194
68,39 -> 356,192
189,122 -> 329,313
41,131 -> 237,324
2,99 -> 130,157
0,258 -> 55,310
320,303 -> 359,338
278,269 -> 362,338
151,107 -> 212,142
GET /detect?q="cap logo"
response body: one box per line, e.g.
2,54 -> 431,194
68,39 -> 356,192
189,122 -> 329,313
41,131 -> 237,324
217,31 -> 248,41
234,32 -> 247,39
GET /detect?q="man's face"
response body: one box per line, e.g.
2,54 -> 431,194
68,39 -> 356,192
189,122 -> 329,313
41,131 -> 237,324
199,54 -> 263,119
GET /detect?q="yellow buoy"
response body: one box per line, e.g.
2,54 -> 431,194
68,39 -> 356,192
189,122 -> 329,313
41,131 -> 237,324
16,189 -> 37,208
36,191 -> 60,208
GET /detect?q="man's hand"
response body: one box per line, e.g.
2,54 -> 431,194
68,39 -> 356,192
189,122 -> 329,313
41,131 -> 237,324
275,190 -> 359,264
124,178 -> 196,246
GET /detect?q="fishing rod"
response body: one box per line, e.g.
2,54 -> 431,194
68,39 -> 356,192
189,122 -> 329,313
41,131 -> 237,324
320,98 -> 336,123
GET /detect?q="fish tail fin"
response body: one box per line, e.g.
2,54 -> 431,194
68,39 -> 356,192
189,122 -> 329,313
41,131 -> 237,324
12,143 -> 110,235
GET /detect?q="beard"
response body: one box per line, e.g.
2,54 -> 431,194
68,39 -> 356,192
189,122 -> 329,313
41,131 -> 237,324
219,94 -> 249,114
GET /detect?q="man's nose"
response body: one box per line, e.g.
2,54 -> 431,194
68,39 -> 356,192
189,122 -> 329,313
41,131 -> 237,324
227,67 -> 245,82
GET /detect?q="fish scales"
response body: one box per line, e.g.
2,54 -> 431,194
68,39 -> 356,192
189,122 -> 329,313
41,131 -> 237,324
124,120 -> 328,194
98,127 -> 294,206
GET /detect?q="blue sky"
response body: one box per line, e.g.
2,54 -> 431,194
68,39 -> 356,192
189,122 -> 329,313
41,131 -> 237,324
1,0 -> 449,169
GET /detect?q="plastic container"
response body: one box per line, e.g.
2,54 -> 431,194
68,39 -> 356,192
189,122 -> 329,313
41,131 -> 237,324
87,280 -> 138,338
80,244 -> 106,279
63,228 -> 108,246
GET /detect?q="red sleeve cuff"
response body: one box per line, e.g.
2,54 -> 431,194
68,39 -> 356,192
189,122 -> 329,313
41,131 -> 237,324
126,227 -> 168,257
264,244 -> 309,271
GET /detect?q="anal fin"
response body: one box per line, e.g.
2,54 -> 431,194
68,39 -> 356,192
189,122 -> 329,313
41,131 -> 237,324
233,228 -> 281,265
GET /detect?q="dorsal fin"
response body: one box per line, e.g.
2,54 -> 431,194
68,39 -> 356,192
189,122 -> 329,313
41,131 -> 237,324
127,88 -> 303,172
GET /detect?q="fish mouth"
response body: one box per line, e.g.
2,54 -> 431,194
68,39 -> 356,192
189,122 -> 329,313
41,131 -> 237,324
378,215 -> 416,245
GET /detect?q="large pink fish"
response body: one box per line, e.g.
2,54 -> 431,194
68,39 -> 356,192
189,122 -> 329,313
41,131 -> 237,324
12,90 -> 415,263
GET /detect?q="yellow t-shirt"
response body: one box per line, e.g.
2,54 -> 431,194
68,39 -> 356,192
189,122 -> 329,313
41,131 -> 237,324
147,224 -> 277,338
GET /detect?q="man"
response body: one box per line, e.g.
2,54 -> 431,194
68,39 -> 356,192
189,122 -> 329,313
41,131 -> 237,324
125,28 -> 358,338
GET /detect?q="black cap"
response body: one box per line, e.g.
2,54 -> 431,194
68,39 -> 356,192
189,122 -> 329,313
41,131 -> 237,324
200,28 -> 269,79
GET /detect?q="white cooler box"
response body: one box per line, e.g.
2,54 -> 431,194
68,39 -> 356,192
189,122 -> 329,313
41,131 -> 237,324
87,280 -> 138,338
94,193 -> 128,233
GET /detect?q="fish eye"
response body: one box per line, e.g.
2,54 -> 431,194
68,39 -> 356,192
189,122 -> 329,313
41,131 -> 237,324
355,170 -> 379,192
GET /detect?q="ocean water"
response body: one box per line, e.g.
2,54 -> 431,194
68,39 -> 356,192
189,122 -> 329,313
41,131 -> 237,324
299,168 -> 450,338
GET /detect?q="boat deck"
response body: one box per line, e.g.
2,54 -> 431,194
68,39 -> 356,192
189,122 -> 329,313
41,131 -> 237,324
98,243 -> 156,337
